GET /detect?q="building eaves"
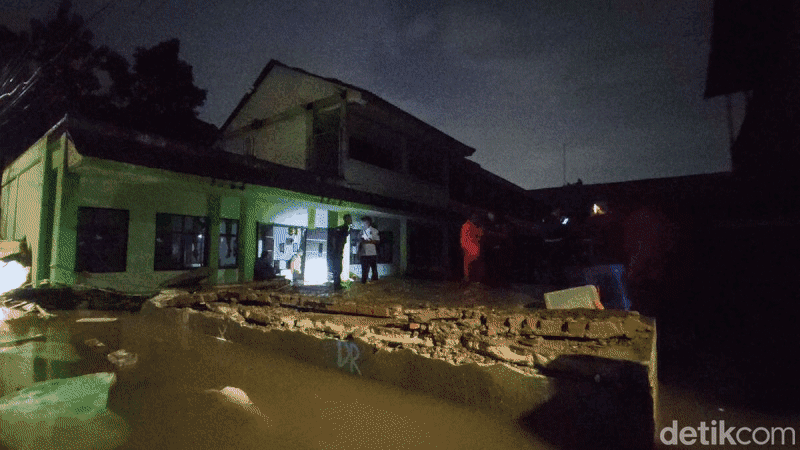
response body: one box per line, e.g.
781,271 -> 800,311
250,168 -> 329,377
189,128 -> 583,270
65,117 -> 461,220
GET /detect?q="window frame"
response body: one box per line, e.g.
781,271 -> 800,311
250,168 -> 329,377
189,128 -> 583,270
154,213 -> 210,271
75,206 -> 130,273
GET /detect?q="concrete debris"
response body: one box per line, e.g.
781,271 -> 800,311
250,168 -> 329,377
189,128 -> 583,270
107,349 -> 138,370
0,300 -> 53,322
144,283 -> 654,378
159,267 -> 214,288
202,386 -> 268,421
487,345 -> 536,366
295,318 -> 314,330
544,285 -> 604,309
75,317 -> 118,323
4,286 -> 147,312
323,321 -> 346,337
84,338 -> 106,349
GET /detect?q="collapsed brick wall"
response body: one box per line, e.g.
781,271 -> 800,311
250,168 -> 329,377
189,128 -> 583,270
150,283 -> 655,380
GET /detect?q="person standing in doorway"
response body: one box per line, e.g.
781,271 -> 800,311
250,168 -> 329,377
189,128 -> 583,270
359,216 -> 380,283
328,214 -> 352,290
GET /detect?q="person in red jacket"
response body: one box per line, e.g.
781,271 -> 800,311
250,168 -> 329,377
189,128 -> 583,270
461,213 -> 485,283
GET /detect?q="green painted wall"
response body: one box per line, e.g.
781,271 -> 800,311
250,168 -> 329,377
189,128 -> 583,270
1,160 -> 43,243
1,127 -> 411,294
72,165 -> 215,292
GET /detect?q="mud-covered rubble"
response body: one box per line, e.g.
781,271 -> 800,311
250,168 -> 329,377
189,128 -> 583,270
148,284 -> 655,378
0,299 -> 53,320
2,284 -> 148,312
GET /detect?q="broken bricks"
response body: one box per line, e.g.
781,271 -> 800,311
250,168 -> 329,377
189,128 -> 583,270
143,282 -> 654,379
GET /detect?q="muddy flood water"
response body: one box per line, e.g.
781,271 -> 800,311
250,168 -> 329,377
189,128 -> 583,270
0,311 -> 555,450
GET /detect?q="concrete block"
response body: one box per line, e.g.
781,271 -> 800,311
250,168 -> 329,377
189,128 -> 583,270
544,285 -> 602,309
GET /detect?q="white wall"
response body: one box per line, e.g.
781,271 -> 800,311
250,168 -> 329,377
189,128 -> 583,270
228,66 -> 340,131
256,114 -> 308,170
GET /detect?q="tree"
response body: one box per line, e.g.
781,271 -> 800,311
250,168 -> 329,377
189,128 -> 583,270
0,0 -> 106,163
125,38 -> 212,143
0,1 -> 216,168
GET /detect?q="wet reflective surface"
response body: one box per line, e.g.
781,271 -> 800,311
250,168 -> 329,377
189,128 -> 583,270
1,311 -> 552,450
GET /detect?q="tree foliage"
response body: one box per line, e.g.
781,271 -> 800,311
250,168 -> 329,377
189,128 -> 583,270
126,38 -> 209,140
0,1 -> 216,166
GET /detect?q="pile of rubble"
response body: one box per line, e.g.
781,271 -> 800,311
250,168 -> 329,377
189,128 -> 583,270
147,282 -> 655,377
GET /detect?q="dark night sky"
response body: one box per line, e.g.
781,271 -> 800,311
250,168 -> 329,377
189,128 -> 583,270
2,0 -> 741,189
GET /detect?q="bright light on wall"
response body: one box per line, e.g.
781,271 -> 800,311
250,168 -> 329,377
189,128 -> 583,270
304,258 -> 329,285
0,260 -> 29,295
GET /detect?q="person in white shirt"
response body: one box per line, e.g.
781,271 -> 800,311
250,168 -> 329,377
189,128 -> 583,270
358,216 -> 380,283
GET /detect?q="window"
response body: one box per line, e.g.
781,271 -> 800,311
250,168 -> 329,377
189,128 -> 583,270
219,219 -> 239,269
244,134 -> 255,156
155,213 -> 209,270
75,207 -> 129,273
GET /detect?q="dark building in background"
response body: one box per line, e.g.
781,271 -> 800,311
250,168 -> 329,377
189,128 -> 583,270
706,0 -> 800,190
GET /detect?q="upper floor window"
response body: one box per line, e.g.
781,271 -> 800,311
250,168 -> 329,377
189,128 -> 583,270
75,207 -> 129,273
244,134 -> 255,156
155,213 -> 208,270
